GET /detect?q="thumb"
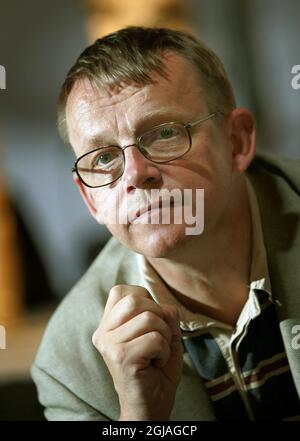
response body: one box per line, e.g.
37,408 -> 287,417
161,304 -> 181,336
160,304 -> 183,383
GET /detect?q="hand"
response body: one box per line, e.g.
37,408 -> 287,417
92,284 -> 183,421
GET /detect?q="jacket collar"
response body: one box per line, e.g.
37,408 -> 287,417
247,153 -> 300,398
247,154 -> 300,321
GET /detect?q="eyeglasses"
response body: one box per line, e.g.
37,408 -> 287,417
72,111 -> 224,188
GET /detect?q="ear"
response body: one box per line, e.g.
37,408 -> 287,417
227,108 -> 256,173
73,174 -> 98,219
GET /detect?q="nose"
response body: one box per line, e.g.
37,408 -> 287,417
122,145 -> 162,193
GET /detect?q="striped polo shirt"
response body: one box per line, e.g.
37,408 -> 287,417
137,178 -> 300,420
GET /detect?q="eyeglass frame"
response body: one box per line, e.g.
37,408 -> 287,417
72,111 -> 224,188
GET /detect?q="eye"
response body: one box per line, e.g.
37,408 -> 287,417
92,149 -> 120,168
159,126 -> 176,139
97,152 -> 114,165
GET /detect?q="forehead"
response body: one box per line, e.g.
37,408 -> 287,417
66,53 -> 205,150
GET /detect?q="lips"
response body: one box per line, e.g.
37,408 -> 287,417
131,199 -> 175,223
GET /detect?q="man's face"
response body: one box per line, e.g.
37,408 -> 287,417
66,53 -> 235,258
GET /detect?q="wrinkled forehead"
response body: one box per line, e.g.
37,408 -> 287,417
66,79 -> 155,153
66,78 -> 147,133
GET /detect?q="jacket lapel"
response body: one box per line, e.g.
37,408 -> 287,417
170,351 -> 216,420
248,154 -> 300,396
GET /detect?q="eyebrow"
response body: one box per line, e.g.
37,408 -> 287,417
84,108 -> 189,151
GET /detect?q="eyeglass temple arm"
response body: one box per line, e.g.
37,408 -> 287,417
185,111 -> 225,129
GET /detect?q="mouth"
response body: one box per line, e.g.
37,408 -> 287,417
131,199 -> 175,224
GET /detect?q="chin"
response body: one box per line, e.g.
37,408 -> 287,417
127,222 -> 190,258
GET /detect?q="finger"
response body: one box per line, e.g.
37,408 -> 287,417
159,305 -> 183,381
102,293 -> 165,331
125,331 -> 171,368
102,285 -> 150,321
160,304 -> 181,336
108,311 -> 172,345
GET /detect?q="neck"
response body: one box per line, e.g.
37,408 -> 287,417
146,175 -> 252,327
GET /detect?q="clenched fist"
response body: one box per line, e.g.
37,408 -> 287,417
92,285 -> 183,420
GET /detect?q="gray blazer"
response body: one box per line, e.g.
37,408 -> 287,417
31,152 -> 300,421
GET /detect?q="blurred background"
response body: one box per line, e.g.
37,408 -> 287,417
0,0 -> 299,420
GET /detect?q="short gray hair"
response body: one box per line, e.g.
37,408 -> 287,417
58,26 -> 236,143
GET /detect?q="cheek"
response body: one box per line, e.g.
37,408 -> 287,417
92,190 -> 117,225
92,189 -> 130,242
201,164 -> 233,231
187,144 -> 233,227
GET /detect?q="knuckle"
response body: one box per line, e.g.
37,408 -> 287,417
140,310 -> 155,324
109,284 -> 124,299
92,330 -> 98,347
110,344 -> 126,365
92,330 -> 105,353
124,294 -> 140,311
92,329 -> 101,347
149,330 -> 165,346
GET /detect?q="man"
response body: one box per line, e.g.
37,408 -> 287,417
32,27 -> 300,421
